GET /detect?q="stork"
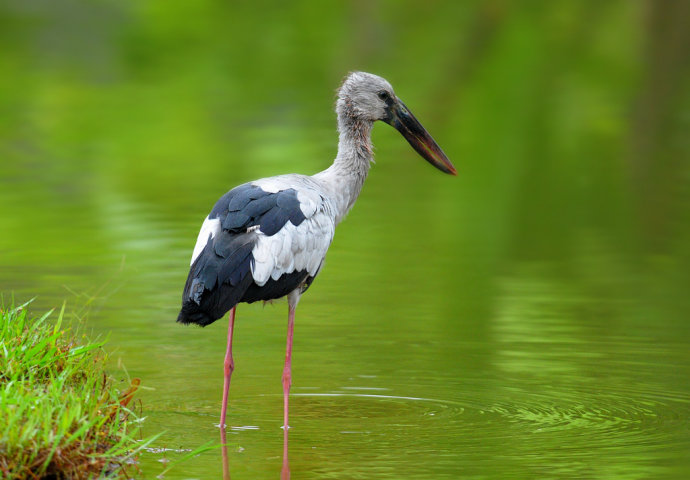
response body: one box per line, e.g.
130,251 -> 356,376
177,72 -> 456,429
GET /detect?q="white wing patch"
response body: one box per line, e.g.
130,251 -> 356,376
295,190 -> 318,218
253,174 -> 323,219
190,216 -> 221,265
251,177 -> 287,194
251,208 -> 335,286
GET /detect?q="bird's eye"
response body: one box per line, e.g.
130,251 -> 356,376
377,90 -> 390,101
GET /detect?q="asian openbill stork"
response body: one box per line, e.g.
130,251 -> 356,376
177,72 -> 456,429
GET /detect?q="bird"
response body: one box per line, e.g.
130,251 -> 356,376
177,71 -> 457,430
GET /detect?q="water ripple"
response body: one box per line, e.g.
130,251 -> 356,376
290,392 -> 465,423
290,388 -> 688,451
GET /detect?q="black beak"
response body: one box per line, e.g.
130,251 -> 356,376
384,98 -> 457,175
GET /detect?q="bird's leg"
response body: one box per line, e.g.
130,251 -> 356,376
220,306 -> 236,429
282,302 -> 296,429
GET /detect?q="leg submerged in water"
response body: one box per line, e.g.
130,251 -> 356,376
220,306 -> 236,429
282,291 -> 300,429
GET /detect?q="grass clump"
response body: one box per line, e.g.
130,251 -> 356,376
0,301 -> 153,479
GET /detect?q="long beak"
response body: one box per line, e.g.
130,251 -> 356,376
384,99 -> 457,175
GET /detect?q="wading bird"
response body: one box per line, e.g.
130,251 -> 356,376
177,72 -> 456,429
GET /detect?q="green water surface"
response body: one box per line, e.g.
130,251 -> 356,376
1,1 -> 689,478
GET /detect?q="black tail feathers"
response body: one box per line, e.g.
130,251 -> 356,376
177,302 -> 219,327
178,232 -> 256,327
177,266 -> 254,327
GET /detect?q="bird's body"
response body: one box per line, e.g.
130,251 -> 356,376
177,176 -> 333,326
177,72 -> 456,429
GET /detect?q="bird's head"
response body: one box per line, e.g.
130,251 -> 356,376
337,71 -> 457,175
337,72 -> 395,122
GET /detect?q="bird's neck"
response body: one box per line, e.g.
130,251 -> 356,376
314,111 -> 374,225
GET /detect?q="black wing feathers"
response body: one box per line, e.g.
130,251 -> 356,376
211,183 -> 307,236
177,183 -> 310,327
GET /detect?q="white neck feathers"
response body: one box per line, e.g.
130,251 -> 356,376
313,99 -> 374,225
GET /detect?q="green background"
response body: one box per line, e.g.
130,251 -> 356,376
1,1 -> 689,478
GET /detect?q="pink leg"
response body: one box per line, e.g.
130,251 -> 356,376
219,306 -> 236,429
282,303 -> 296,429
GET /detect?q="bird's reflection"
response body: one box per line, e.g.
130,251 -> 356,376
220,428 -> 230,480
281,427 -> 290,479
219,426 -> 290,480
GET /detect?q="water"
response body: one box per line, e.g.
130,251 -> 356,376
1,1 -> 689,478
1,186 -> 688,479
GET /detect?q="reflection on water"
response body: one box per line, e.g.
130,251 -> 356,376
220,429 -> 231,480
142,367 -> 689,478
281,428 -> 290,480
221,421 -> 289,479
